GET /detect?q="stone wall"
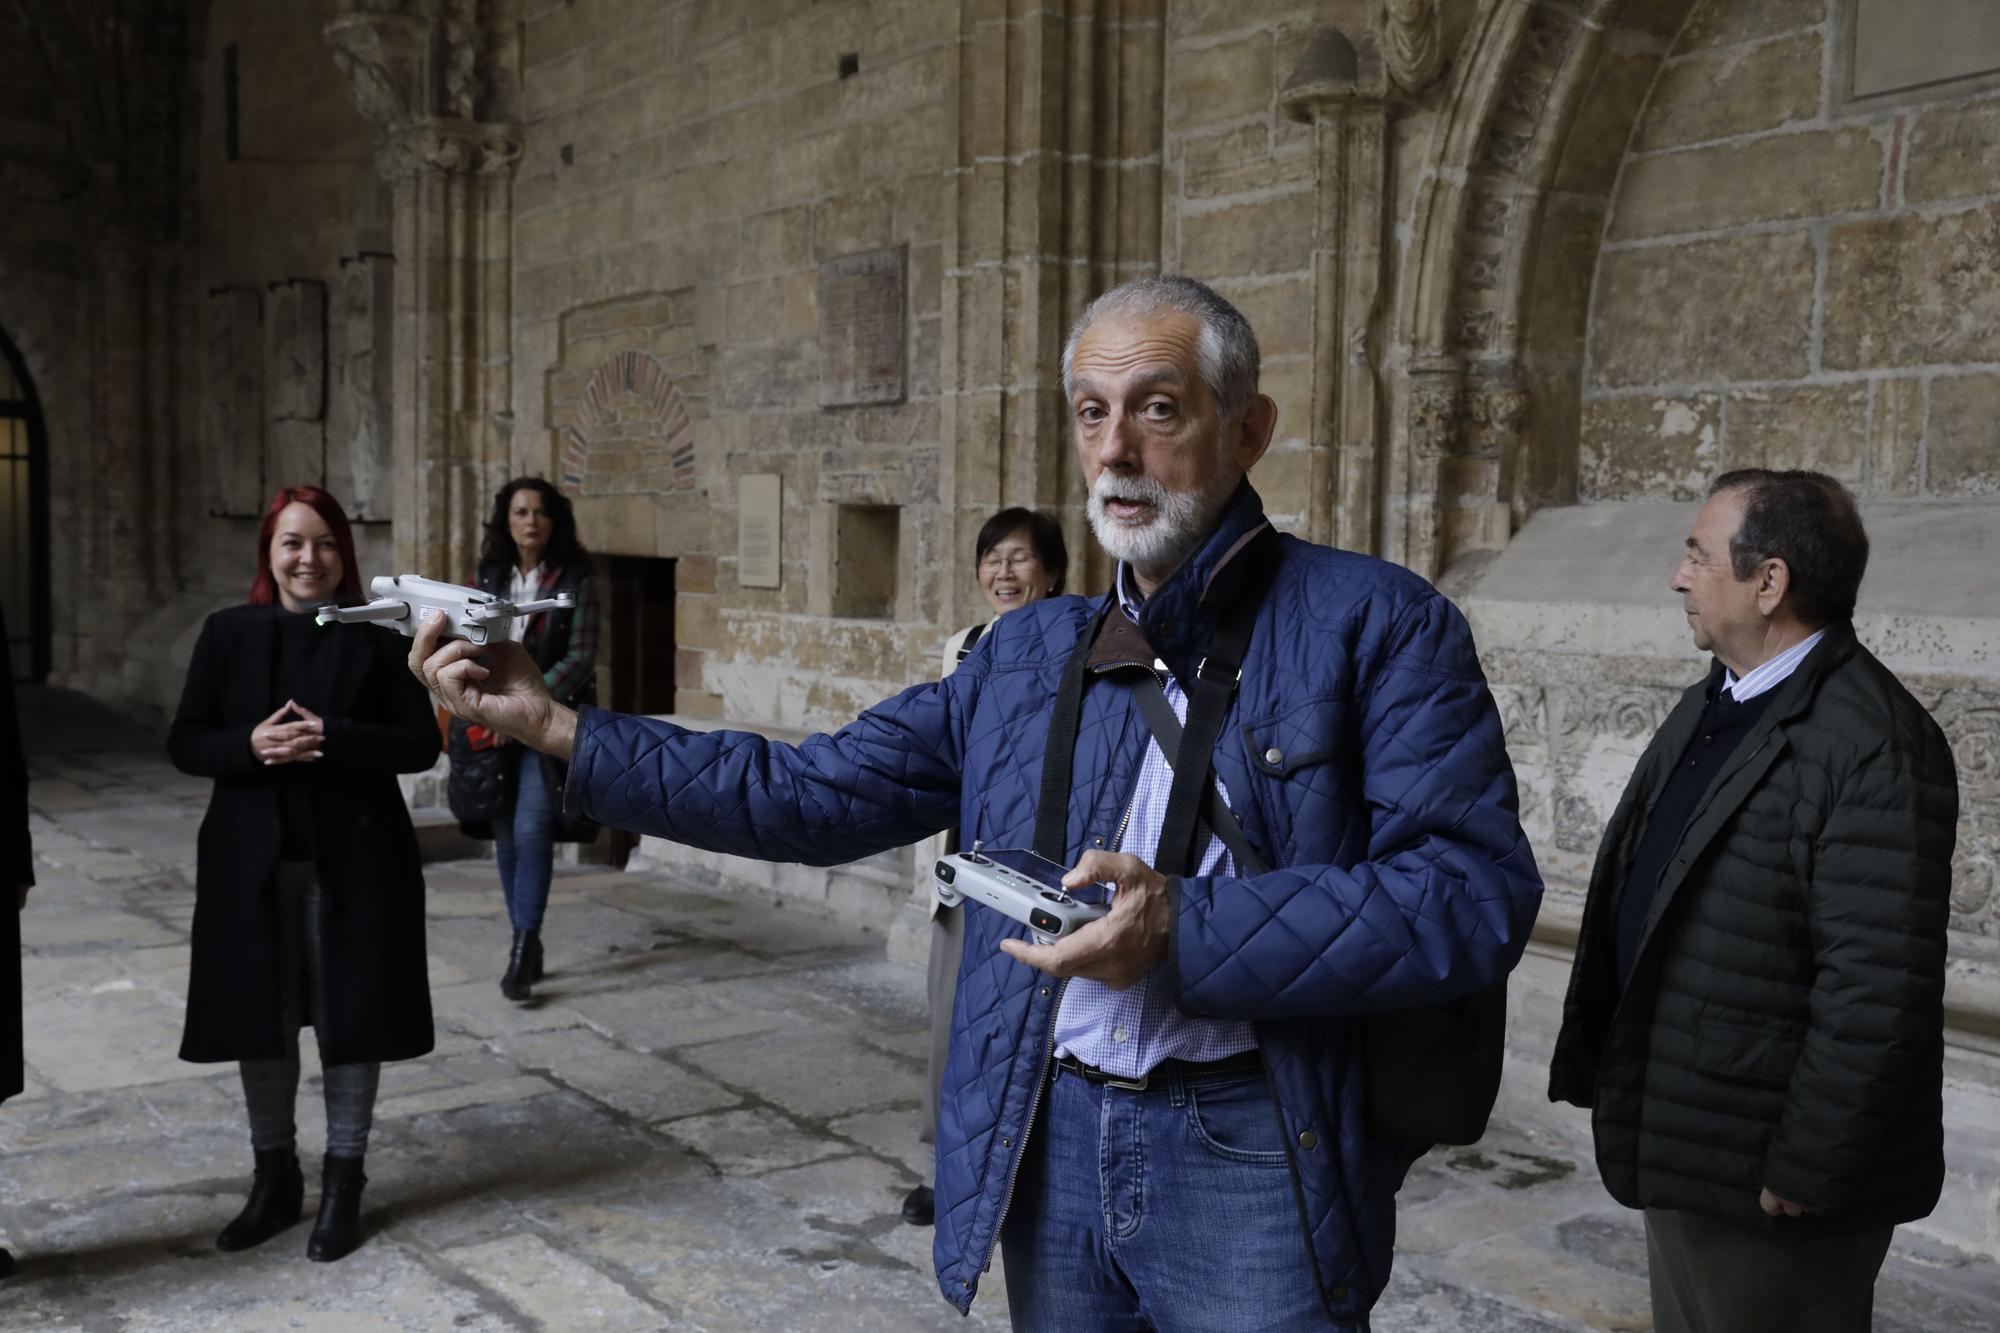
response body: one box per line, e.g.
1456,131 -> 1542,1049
1582,0 -> 2000,504
511,0 -> 956,727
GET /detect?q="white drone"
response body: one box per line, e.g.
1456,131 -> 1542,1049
315,575 -> 573,646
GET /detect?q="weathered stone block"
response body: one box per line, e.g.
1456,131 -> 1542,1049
1824,204 -> 2000,369
1679,0 -> 1827,48
1722,385 -> 1869,484
1579,394 -> 1720,502
1906,100 -> 2000,205
1612,128 -> 1884,240
1591,234 -> 1816,387
813,187 -> 895,261
1179,191 -> 1313,280
1869,376 -> 1924,496
1167,30 -> 1272,130
1926,374 -> 2000,496
1635,32 -> 1822,151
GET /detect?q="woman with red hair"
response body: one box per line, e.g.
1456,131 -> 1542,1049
168,485 -> 438,1263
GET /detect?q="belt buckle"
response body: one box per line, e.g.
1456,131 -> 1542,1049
1099,1070 -> 1149,1091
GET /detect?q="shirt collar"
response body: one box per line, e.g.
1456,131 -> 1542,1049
1722,628 -> 1826,702
1115,562 -> 1145,621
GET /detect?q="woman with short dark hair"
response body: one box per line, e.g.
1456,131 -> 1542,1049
456,477 -> 599,1003
169,485 -> 438,1263
902,507 -> 1068,1228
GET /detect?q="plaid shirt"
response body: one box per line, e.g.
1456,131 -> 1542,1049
1051,564 -> 1258,1077
539,572 -> 599,704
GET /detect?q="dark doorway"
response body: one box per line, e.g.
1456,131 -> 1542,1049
591,555 -> 677,866
0,326 -> 50,683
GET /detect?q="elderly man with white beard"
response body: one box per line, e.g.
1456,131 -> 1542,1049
412,275 -> 1541,1330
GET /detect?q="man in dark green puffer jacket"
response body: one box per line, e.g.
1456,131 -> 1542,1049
1549,469 -> 1959,1333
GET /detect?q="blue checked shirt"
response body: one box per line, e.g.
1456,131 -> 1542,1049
1051,564 -> 1259,1077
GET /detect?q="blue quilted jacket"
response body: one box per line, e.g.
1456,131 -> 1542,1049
564,484 -> 1542,1325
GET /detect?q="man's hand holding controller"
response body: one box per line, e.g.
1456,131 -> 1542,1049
409,609 -> 578,761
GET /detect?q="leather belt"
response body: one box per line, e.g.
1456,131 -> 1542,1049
1052,1048 -> 1262,1093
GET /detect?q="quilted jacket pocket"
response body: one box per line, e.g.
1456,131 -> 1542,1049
1694,1012 -> 1803,1088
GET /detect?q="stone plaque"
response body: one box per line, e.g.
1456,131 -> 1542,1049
265,279 -> 327,423
738,473 -> 782,589
817,246 -> 906,407
1854,0 -> 2000,99
327,255 -> 394,521
264,279 -> 327,490
203,286 -> 264,517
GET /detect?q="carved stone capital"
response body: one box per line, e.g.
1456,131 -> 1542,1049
1408,355 -> 1463,458
325,12 -> 434,133
375,120 -> 523,180
1464,376 -> 1530,459
1381,0 -> 1447,96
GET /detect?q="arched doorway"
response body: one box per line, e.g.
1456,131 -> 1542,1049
0,327 -> 50,682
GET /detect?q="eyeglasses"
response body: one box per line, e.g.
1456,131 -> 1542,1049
979,551 -> 1043,574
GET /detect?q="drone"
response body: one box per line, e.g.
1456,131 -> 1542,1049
315,575 -> 573,647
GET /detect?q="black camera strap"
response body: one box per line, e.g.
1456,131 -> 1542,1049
1034,527 -> 1281,874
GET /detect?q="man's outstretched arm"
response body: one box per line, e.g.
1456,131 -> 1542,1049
414,608 -> 971,866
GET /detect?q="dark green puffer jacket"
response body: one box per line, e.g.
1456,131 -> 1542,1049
1549,623 -> 1959,1232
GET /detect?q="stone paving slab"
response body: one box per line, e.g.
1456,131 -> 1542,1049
4,685 -> 1997,1330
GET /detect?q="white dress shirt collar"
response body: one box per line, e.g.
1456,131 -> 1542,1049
1722,628 -> 1826,703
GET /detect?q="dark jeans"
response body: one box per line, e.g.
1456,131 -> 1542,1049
493,746 -> 554,931
998,1059 -> 1331,1331
1645,1207 -> 1895,1333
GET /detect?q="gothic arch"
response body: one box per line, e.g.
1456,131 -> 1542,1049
1392,0 -> 1704,578
560,351 -> 697,496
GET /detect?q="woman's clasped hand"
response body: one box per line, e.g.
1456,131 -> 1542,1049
251,699 -> 324,766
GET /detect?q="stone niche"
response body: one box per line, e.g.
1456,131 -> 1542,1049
545,291 -> 709,557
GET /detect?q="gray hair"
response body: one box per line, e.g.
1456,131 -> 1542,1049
1059,275 -> 1261,426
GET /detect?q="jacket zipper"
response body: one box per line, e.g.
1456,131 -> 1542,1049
980,975 -> 1069,1276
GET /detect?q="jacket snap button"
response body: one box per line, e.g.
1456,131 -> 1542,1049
1039,986 -> 1050,997
1264,747 -> 1284,765
1001,1136 -> 1011,1148
1093,836 -> 1104,847
1298,1129 -> 1318,1149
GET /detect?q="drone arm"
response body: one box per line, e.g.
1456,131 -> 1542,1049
316,599 -> 410,627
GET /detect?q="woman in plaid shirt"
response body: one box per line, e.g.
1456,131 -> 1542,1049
471,478 -> 599,1002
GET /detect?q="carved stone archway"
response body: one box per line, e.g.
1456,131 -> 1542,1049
1391,0 -> 1705,579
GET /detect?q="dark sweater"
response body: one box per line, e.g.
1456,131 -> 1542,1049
1613,684 -> 1774,987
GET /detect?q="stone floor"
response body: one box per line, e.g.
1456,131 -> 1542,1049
6,685 -> 1999,1332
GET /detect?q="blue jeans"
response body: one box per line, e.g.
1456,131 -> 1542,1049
998,1059 -> 1334,1332
492,746 -> 554,931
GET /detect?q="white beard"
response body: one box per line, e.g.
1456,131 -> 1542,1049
1086,472 -> 1226,574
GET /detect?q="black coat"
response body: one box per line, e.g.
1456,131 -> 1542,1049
1549,624 -> 1959,1232
1,601 -> 28,1103
168,605 -> 440,1065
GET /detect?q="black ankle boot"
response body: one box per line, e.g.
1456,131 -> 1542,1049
306,1154 -> 367,1262
501,928 -> 539,1001
216,1146 -> 304,1251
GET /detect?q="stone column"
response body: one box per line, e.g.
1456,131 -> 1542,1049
1282,32 -> 1390,555
327,2 -> 520,581
938,0 -> 1164,625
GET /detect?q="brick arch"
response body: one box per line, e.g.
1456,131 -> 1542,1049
1393,0 -> 1705,577
559,350 -> 696,494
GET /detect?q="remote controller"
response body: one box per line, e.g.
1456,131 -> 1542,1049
934,843 -> 1110,945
